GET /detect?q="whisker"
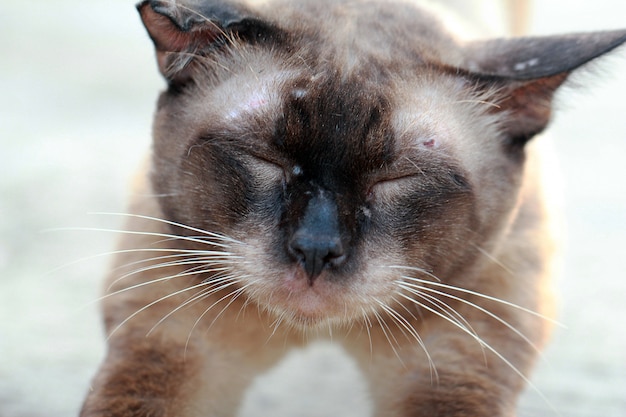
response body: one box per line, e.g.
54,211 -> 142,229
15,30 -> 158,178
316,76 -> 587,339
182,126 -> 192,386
392,300 -> 441,384
370,305 -> 405,367
470,243 -> 515,275
110,251 -> 242,276
396,283 -> 487,364
454,99 -> 501,109
398,283 -> 481,341
388,265 -> 441,282
397,273 -> 561,326
400,281 -> 544,356
53,245 -> 234,269
105,277 -> 225,341
268,311 -> 287,340
55,226 -> 234,250
89,212 -> 242,245
394,291 -> 553,409
360,307 -> 374,358
184,280 -> 255,355
375,298 -> 438,378
107,255 -> 240,289
144,281 -> 224,335
44,247 -> 203,276
147,275 -> 243,336
98,263 -> 235,305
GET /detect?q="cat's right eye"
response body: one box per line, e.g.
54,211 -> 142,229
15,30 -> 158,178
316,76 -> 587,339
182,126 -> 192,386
248,154 -> 286,186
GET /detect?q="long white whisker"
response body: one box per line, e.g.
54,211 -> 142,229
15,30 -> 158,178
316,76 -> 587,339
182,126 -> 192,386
105,277 -> 225,341
147,275 -> 243,336
268,311 -> 287,340
470,243 -> 515,275
388,265 -> 441,281
108,256 -> 239,287
44,247 -> 220,276
57,226 -> 234,250
392,300 -> 441,384
397,283 -> 487,364
360,307 -> 374,357
397,273 -> 561,326
394,291 -> 552,408
375,298 -> 438,378
116,255 -> 241,277
89,212 -> 242,244
398,283 -> 481,341
145,281 -> 225,335
98,264 -> 235,304
184,280 -> 254,354
370,305 -> 405,367
400,281 -> 544,356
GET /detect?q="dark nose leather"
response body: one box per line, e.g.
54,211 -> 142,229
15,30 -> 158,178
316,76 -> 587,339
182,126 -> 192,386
288,192 -> 346,282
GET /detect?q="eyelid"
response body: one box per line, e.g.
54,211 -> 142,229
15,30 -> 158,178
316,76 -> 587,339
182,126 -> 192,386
248,153 -> 299,192
248,153 -> 284,180
378,172 -> 419,183
367,173 -> 419,201
372,168 -> 421,186
249,151 -> 284,169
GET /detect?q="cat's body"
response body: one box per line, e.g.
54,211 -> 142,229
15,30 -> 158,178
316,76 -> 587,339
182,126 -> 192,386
80,1 -> 626,416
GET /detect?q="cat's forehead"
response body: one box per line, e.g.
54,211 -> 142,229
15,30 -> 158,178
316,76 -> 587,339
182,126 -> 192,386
202,65 -> 486,163
208,67 -> 291,127
392,76 -> 473,148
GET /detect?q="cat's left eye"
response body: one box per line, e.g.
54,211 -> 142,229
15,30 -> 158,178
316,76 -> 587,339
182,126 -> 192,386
367,174 -> 418,201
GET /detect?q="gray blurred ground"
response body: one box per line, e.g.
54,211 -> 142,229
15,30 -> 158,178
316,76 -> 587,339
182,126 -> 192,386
1,1 -> 625,416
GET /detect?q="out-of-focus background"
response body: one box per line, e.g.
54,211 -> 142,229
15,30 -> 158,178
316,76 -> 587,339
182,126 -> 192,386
1,1 -> 624,416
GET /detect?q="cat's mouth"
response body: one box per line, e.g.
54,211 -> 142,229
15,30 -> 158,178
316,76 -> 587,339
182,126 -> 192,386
259,266 -> 359,326
282,267 -> 341,315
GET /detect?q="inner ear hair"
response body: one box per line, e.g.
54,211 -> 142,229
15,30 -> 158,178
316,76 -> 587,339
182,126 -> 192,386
137,0 -> 276,83
137,1 -> 227,81
484,72 -> 569,148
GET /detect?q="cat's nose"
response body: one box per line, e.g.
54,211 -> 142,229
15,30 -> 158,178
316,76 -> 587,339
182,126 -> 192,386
288,191 -> 346,282
289,232 -> 345,281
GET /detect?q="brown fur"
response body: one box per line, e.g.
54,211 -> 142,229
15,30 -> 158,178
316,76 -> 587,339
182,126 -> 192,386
81,0 -> 625,416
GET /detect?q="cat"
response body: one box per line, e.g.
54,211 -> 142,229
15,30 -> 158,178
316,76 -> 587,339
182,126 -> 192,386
80,0 -> 626,416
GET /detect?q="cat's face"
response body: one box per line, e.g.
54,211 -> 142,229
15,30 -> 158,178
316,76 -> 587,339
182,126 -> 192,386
138,0 -> 626,327
151,65 -> 517,327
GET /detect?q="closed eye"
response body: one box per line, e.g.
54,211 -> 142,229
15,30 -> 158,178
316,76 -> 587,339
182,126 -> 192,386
248,154 -> 285,187
367,174 -> 420,202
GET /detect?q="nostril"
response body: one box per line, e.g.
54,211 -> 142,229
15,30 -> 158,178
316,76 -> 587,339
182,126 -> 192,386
326,239 -> 345,263
288,234 -> 345,281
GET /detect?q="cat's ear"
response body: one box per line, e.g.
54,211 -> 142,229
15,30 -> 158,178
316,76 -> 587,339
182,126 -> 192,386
136,0 -> 272,83
461,30 -> 626,146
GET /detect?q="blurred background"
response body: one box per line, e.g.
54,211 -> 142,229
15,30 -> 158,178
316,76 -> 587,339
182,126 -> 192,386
1,1 -> 624,416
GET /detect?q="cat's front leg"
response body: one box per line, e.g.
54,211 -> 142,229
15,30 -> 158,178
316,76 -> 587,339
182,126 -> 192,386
80,301 -> 292,417
80,336 -> 255,417
345,320 -> 532,417
398,374 -> 518,417
365,361 -> 520,417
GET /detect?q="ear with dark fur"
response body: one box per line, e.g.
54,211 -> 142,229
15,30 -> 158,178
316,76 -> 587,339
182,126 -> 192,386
136,0 -> 274,83
461,29 -> 626,146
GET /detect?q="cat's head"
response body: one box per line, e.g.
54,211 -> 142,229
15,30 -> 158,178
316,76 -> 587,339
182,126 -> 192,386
137,0 -> 625,327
